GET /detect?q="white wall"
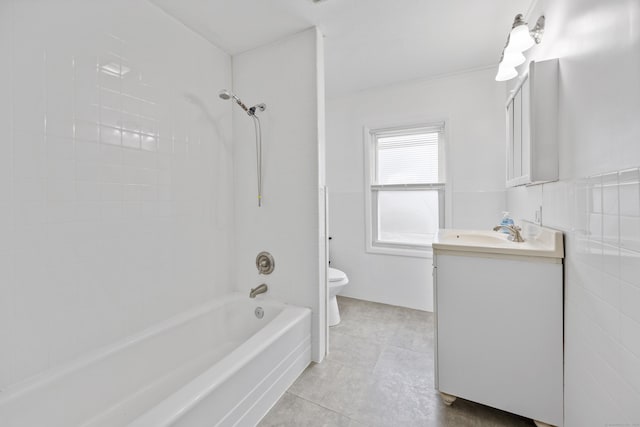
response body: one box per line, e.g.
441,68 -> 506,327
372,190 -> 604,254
0,0 -> 234,391
327,68 -> 506,311
505,0 -> 640,425
232,28 -> 326,361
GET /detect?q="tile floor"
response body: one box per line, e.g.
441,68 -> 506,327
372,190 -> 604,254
259,296 -> 535,427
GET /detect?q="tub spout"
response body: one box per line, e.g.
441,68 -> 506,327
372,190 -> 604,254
250,283 -> 268,298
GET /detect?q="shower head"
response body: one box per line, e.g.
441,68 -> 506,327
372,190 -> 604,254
218,88 -> 249,113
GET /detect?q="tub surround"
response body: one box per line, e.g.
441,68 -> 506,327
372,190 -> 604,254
232,27 -> 327,362
0,0 -> 234,393
0,0 -> 324,422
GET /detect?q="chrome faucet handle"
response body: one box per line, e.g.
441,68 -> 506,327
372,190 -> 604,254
492,224 -> 525,243
508,225 -> 525,242
256,251 -> 275,275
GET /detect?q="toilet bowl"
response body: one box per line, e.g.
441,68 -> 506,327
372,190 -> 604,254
328,267 -> 349,326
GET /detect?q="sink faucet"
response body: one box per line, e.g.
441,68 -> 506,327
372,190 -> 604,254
493,225 -> 525,242
250,283 -> 268,298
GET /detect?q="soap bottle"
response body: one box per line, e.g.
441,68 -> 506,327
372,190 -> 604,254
499,211 -> 514,233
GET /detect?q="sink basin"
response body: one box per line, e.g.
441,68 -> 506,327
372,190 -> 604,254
444,232 -> 509,245
433,223 -> 564,259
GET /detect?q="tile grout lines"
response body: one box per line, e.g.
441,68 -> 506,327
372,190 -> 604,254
286,392 -> 362,426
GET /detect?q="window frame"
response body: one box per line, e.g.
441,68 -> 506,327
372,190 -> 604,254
364,121 -> 448,258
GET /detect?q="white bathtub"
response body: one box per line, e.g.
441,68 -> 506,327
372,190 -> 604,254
0,293 -> 311,427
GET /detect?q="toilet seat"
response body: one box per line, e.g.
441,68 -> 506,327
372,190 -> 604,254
328,267 -> 348,285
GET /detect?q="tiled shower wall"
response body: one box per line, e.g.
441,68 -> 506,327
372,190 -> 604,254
232,28 -> 326,361
0,0 -> 234,391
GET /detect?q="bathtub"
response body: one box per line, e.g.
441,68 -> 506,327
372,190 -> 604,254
0,293 -> 311,427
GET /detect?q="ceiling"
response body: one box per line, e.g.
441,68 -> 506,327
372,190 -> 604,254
149,0 -> 533,97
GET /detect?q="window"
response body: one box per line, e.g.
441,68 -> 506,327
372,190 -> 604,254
364,123 -> 445,257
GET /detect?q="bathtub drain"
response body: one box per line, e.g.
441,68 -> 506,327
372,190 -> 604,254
255,307 -> 264,319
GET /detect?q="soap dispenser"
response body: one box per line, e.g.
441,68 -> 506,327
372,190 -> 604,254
499,212 -> 514,233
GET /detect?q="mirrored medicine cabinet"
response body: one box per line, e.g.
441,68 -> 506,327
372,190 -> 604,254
505,58 -> 559,187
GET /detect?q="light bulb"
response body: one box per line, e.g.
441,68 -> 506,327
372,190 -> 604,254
495,63 -> 518,82
502,50 -> 526,68
508,24 -> 535,52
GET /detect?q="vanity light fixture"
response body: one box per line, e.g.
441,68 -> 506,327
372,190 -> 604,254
495,14 -> 545,82
495,62 -> 518,82
502,49 -> 526,68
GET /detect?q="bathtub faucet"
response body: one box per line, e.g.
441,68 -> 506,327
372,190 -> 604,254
250,283 -> 268,298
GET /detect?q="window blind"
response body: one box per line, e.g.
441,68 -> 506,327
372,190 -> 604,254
375,128 -> 442,185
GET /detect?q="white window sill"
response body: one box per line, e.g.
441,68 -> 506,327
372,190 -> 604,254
366,243 -> 433,259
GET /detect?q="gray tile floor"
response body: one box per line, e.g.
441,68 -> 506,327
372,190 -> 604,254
260,296 -> 534,427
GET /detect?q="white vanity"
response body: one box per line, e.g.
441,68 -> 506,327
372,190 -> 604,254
432,225 -> 564,427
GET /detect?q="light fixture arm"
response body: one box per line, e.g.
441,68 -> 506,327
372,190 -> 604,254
510,13 -> 545,44
530,15 -> 545,44
511,13 -> 527,29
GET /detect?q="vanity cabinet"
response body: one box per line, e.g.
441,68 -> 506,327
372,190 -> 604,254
432,226 -> 564,427
506,59 -> 559,187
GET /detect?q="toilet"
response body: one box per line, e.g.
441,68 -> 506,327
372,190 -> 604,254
328,267 -> 349,326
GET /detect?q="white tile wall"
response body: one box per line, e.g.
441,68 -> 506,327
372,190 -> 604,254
0,0 -> 234,391
506,0 -> 640,423
511,169 -> 640,425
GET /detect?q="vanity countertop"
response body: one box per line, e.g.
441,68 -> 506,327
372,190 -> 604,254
432,224 -> 563,259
